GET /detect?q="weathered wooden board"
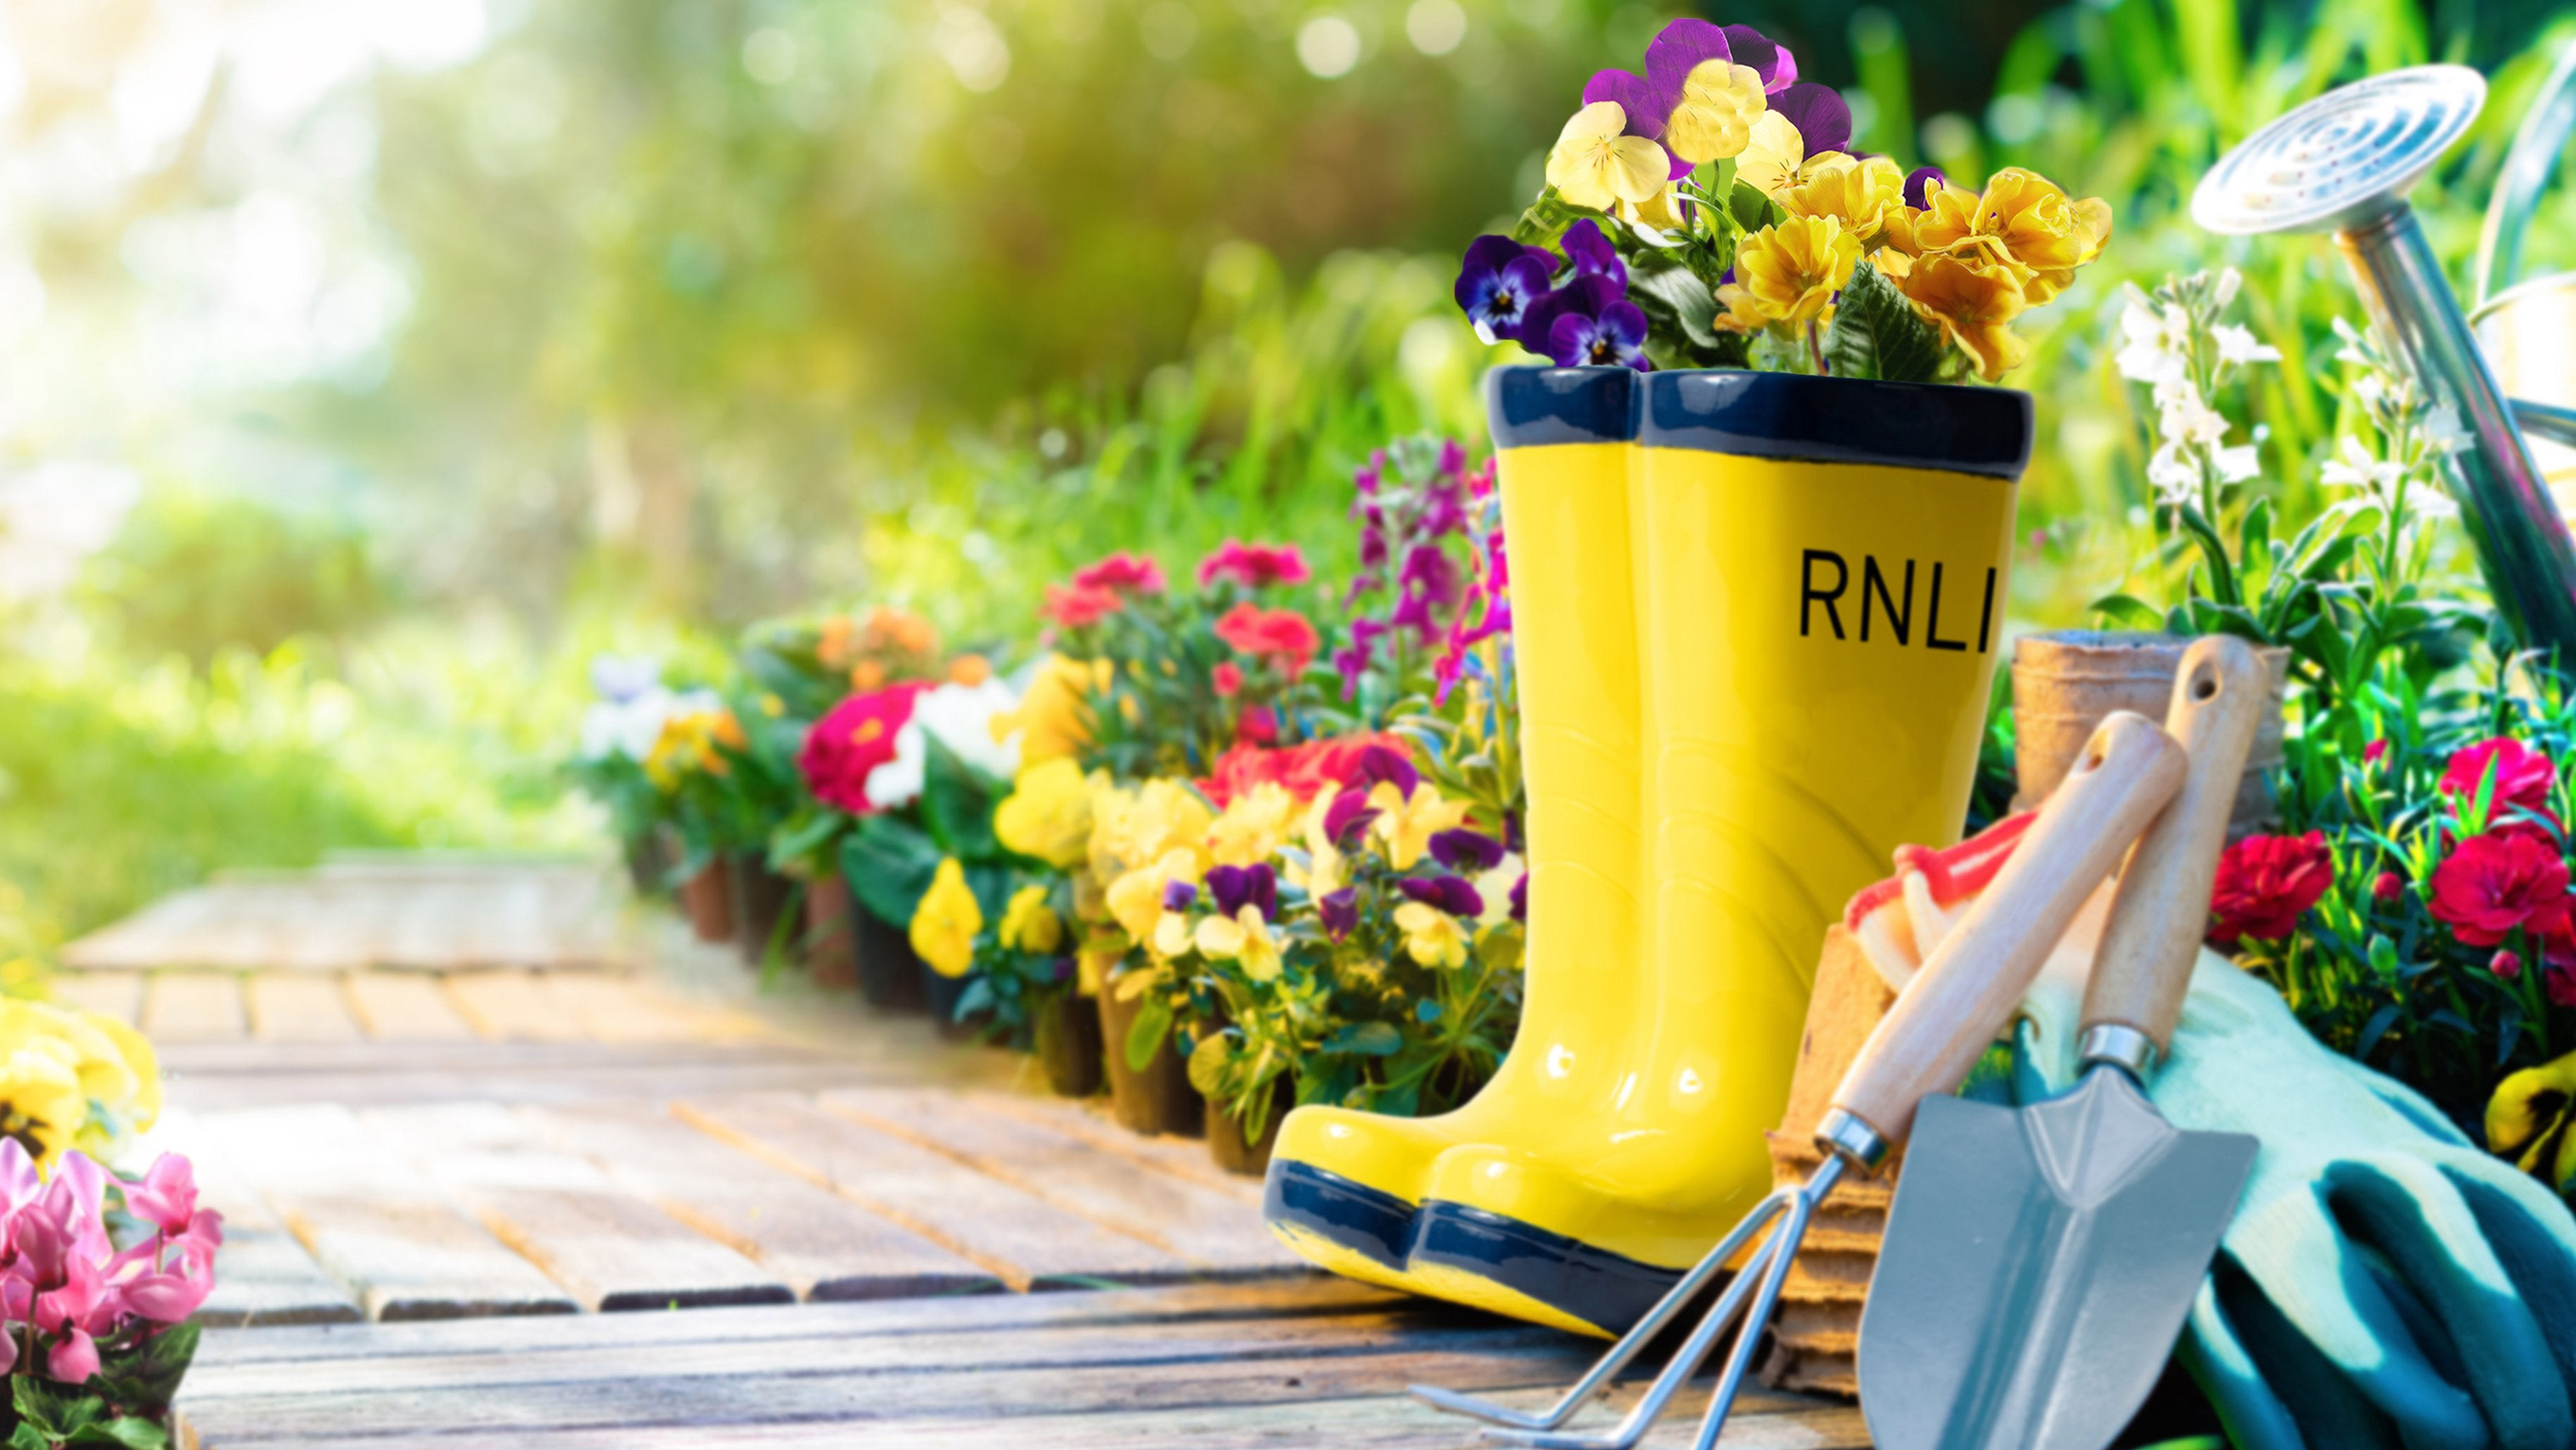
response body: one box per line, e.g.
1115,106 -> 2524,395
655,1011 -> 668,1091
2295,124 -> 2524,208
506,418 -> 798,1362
48,969 -> 143,1026
822,1087 -> 1299,1274
143,1111 -> 360,1328
160,1043 -> 895,1112
442,971 -> 592,1043
675,1093 -> 1190,1290
143,974 -> 247,1042
361,1102 -> 789,1312
245,975 -> 361,1043
341,973 -> 476,1041
983,1093 -> 1264,1207
531,1101 -> 998,1302
541,973 -> 748,1045
192,1104 -> 577,1321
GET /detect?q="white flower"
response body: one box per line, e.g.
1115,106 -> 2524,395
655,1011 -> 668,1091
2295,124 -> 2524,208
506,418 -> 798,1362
1474,852 -> 1526,928
2320,437 -> 2405,497
581,687 -> 720,762
863,677 -> 1026,809
2214,442 -> 2262,483
2212,267 -> 2243,310
2114,289 -> 2184,386
2153,379 -> 2228,449
2351,374 -> 2389,417
2147,443 -> 2201,508
588,653 -> 662,704
2421,401 -> 2470,456
2211,324 -> 2280,367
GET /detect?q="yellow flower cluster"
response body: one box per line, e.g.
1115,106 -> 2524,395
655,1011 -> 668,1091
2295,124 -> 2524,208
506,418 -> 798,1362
989,655 -> 1100,765
1720,161 -> 2110,381
644,708 -> 744,792
0,1002 -> 160,1169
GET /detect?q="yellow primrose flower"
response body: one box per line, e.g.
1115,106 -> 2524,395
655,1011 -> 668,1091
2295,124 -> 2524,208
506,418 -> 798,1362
1737,113 -> 1843,201
1194,906 -> 1285,982
909,858 -> 983,979
990,654 -> 1094,763
994,758 -> 1097,869
1208,783 -> 1299,868
1392,901 -> 1471,970
997,885 -> 1064,955
1970,169 -> 2112,303
1368,781 -> 1474,871
1711,281 -> 1771,334
2492,1049 -> 2576,1189
1898,251 -> 2031,382
1665,61 -> 1766,165
1732,216 -> 1862,328
644,709 -> 741,791
1785,154 -> 1906,245
1546,102 -> 1673,212
1106,847 -> 1203,944
0,1047 -> 84,1168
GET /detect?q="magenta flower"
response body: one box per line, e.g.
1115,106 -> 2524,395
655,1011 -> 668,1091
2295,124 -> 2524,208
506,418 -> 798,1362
1334,618 -> 1389,702
1393,544 -> 1465,640
1431,829 -> 1506,872
1351,743 -> 1420,797
1323,787 -> 1380,847
1399,874 -> 1485,919
123,1153 -> 199,1238
1455,236 -> 1559,345
1196,540 -> 1313,590
1510,872 -> 1528,922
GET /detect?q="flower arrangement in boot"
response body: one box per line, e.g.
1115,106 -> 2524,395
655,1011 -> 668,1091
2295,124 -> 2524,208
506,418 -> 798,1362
1454,18 -> 2109,382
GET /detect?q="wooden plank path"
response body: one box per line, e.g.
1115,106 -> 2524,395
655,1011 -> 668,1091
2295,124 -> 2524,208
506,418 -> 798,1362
49,860 -> 1866,1446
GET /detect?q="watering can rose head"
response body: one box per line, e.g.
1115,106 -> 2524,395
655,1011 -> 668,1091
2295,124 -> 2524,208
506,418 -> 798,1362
1457,16 -> 2111,384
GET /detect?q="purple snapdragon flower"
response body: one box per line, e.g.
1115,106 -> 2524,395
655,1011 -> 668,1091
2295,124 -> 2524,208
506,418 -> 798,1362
1334,618 -> 1389,702
1454,236 -> 1559,345
1392,544 -> 1463,641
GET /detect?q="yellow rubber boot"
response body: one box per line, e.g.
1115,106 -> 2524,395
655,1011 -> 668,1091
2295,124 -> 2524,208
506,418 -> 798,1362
1263,367 -> 1653,1313
1401,370 -> 2030,1334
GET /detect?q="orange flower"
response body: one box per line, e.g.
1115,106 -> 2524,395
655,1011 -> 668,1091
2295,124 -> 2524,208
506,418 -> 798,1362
1896,251 -> 2030,382
947,653 -> 993,687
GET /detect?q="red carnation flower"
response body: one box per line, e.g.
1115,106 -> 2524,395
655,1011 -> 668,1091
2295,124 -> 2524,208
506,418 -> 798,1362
2428,829 -> 2572,948
1211,661 -> 1243,697
1071,552 -> 1167,597
798,684 -> 927,815
1042,582 -> 1122,629
1214,602 -> 1320,677
1199,733 -> 1411,809
2207,832 -> 2334,944
1196,540 -> 1313,590
2440,738 -> 2557,828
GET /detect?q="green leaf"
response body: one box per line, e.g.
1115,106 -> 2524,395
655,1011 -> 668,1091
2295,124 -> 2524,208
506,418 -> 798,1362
1628,265 -> 1722,349
1125,994 -> 1174,1073
838,815 -> 942,927
1338,1022 -> 1404,1056
65,1422 -> 168,1450
9,1428 -> 50,1450
1822,262 -> 1943,384
920,735 -> 1001,860
2089,593 -> 2168,631
1727,179 -> 1776,234
1186,1031 -> 1233,1096
96,1322 -> 199,1417
1508,188 -> 1599,247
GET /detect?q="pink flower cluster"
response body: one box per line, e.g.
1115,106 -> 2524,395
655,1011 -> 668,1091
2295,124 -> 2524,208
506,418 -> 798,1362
0,1148 -> 220,1384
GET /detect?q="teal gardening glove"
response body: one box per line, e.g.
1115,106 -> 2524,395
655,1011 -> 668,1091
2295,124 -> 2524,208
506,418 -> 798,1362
2015,950 -> 2576,1450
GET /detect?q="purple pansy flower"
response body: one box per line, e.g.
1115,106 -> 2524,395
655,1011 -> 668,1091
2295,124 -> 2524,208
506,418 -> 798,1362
1721,24 -> 1796,92
1207,863 -> 1279,922
1318,887 -> 1359,940
1584,21 -> 1798,179
1351,743 -> 1420,797
1399,874 -> 1485,919
1904,165 -> 1946,209
1510,872 -> 1528,922
1323,787 -> 1380,848
1161,879 -> 1197,912
1559,220 -> 1626,288
1549,303 -> 1653,371
1772,82 -> 1853,159
1454,235 -> 1559,345
1430,829 -> 1507,873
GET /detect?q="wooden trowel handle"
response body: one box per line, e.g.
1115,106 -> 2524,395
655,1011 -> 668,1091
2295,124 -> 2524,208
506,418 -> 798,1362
2084,635 -> 2269,1059
1827,711 -> 2185,1155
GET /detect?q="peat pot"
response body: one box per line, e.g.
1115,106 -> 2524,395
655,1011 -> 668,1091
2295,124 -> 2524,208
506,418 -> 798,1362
852,904 -> 929,1011
678,858 -> 735,943
1035,991 -> 1105,1099
2010,631 -> 2289,835
1097,985 -> 1203,1137
728,853 -> 798,969
923,965 -> 990,1042
1207,1078 -> 1291,1176
803,867 -> 860,990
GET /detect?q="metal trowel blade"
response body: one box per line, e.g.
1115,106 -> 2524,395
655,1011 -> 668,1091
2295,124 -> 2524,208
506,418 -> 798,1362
1856,1071 -> 2257,1450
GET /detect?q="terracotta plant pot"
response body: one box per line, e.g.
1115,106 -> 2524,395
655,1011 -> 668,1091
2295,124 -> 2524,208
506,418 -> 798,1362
679,859 -> 735,943
2011,630 -> 2289,835
1097,987 -> 1203,1137
852,905 -> 929,1011
1034,991 -> 1104,1099
923,965 -> 989,1042
1206,1079 -> 1291,1176
804,868 -> 859,990
728,853 -> 797,968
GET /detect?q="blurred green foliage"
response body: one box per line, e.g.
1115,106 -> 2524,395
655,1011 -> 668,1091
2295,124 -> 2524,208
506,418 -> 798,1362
78,491 -> 395,668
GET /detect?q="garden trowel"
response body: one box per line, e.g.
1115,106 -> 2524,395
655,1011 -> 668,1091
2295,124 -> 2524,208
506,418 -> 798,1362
1857,635 -> 2265,1450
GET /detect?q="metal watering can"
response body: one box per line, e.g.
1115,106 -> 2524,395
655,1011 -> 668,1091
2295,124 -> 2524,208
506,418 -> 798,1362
2195,52 -> 2576,653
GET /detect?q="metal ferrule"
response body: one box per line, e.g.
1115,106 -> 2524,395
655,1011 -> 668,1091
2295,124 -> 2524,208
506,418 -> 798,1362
2078,1023 -> 2160,1083
1814,1108 -> 1892,1173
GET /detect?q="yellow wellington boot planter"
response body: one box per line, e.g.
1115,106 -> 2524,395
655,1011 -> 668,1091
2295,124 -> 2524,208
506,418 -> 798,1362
1264,367 -> 2031,1336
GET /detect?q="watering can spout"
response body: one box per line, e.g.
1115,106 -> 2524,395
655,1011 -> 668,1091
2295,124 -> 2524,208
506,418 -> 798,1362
2196,65 -> 2576,657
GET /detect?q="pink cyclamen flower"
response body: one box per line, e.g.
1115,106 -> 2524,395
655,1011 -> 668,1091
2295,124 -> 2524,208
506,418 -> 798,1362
1195,541 -> 1312,590
123,1153 -> 200,1238
45,1329 -> 95,1385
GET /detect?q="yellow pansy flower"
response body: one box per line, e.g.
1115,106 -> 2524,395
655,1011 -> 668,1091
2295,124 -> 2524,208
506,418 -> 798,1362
1152,908 -> 1193,959
1208,783 -> 1299,868
997,885 -> 1064,955
1095,779 -> 1214,878
1731,216 -> 1862,328
1194,906 -> 1284,983
1546,102 -> 1673,212
994,758 -> 1097,869
1898,251 -> 2031,382
990,654 -> 1095,763
1283,791 -> 1349,898
85,1011 -> 160,1134
1368,781 -> 1473,871
1737,113 -> 1841,201
1106,848 -> 1203,945
909,858 -> 983,979
1785,154 -> 1906,245
0,1047 -> 84,1168
1392,902 -> 1471,970
1665,61 -> 1766,165
1622,185 -> 1688,233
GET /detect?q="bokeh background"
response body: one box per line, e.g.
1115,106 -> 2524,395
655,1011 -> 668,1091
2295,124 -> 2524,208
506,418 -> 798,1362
3,0 -> 2573,946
